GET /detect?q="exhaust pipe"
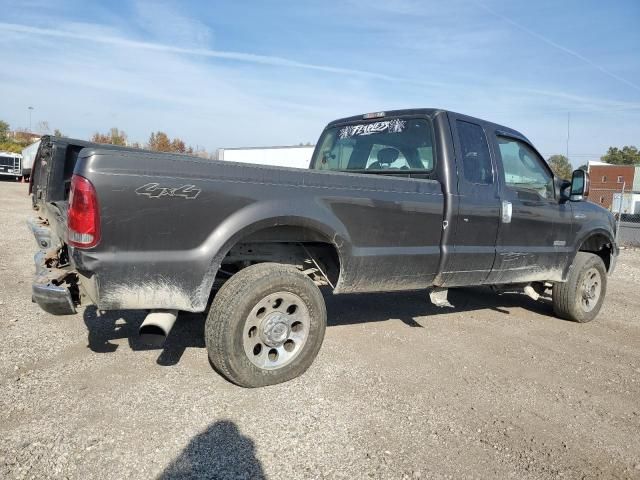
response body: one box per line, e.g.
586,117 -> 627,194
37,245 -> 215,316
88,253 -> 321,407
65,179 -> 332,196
139,309 -> 178,347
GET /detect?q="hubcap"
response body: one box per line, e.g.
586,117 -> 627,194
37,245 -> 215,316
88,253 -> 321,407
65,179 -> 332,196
260,313 -> 291,347
580,267 -> 601,312
242,291 -> 310,370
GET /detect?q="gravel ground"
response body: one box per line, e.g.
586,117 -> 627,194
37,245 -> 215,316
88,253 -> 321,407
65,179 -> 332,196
1,180 -> 640,479
618,222 -> 640,247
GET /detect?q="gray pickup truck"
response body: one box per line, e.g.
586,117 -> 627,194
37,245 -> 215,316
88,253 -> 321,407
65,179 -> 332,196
29,109 -> 617,387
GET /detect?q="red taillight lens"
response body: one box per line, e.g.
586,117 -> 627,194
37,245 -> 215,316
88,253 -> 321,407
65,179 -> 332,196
68,174 -> 100,248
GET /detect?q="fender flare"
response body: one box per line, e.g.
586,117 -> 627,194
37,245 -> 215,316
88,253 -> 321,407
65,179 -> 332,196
194,200 -> 350,305
563,227 -> 616,279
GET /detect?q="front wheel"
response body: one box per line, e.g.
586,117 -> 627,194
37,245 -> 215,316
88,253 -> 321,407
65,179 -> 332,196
552,252 -> 607,322
205,263 -> 327,387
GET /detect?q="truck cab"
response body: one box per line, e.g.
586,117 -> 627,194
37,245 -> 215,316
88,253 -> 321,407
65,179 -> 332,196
310,109 -> 616,288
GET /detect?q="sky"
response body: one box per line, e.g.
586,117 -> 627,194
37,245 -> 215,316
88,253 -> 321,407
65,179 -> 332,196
0,0 -> 639,165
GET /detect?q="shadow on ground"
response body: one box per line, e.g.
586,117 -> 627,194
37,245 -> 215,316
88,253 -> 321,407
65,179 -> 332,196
324,286 -> 555,327
82,286 -> 556,365
83,307 -> 205,366
159,420 -> 265,479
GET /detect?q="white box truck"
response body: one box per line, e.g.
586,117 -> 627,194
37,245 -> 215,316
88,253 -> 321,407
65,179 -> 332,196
217,145 -> 315,169
0,151 -> 23,181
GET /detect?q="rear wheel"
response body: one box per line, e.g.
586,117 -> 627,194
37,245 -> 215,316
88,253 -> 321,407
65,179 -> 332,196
552,252 -> 607,322
205,263 -> 326,387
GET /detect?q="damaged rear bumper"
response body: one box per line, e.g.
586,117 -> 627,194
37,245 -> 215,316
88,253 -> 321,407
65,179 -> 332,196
29,218 -> 78,315
32,277 -> 76,315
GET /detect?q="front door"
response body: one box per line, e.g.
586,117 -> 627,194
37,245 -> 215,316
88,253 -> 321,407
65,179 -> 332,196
486,133 -> 573,284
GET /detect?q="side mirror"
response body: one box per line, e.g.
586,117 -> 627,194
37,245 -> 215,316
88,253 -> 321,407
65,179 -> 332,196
570,169 -> 590,202
556,178 -> 572,202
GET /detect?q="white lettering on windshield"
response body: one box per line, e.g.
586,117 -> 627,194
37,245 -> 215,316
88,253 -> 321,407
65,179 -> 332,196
338,119 -> 406,139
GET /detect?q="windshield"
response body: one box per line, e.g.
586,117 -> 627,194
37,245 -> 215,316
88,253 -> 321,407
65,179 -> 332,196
311,118 -> 434,173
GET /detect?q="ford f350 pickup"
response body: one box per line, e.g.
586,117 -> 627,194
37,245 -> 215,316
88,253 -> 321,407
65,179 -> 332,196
29,109 -> 617,387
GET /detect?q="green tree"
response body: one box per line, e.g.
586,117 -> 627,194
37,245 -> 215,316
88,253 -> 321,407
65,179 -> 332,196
601,146 -> 640,165
547,154 -> 573,179
53,129 -> 64,137
110,127 -> 127,146
0,120 -> 9,142
91,127 -> 127,146
147,131 -> 198,154
0,142 -> 22,153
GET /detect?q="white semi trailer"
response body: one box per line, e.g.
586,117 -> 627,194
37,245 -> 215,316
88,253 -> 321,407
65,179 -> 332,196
216,145 -> 315,169
21,140 -> 41,181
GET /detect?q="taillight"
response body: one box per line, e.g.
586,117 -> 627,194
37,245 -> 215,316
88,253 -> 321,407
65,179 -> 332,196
68,174 -> 100,248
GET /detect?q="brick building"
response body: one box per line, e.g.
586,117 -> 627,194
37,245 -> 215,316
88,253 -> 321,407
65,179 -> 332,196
587,162 -> 635,209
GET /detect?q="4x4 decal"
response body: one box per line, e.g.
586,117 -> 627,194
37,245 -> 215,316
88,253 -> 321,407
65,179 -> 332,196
135,183 -> 201,199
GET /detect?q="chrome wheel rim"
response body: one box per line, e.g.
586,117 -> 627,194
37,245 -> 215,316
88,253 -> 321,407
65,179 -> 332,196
242,291 -> 310,370
580,267 -> 601,312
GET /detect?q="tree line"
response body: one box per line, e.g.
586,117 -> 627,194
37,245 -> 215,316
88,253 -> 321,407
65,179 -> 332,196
0,119 -> 209,157
90,127 -> 207,156
0,120 -> 56,153
546,146 -> 639,179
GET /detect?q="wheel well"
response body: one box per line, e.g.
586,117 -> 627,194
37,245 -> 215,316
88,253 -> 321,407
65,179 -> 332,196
220,225 -> 341,288
578,233 -> 612,271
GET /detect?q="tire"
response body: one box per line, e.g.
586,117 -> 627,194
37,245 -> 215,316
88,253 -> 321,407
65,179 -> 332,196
205,263 -> 327,387
552,252 -> 607,322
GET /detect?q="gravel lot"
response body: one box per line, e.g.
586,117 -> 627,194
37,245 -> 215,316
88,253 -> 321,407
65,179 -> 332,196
1,180 -> 640,479
619,222 -> 640,247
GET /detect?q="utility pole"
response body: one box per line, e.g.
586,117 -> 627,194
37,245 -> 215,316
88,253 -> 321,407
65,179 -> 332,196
566,112 -> 570,165
615,181 -> 625,244
28,106 -> 34,132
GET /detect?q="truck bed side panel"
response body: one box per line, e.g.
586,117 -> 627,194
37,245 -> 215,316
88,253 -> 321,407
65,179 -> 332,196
73,150 -> 444,311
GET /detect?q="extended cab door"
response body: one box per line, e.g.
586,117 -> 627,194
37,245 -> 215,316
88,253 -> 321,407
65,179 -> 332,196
441,115 -> 501,286
485,132 -> 573,284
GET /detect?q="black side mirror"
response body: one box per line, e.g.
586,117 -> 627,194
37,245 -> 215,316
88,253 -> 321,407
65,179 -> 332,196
556,178 -> 572,202
570,169 -> 590,202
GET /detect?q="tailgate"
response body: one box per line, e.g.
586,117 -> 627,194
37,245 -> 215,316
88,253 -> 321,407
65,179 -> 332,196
30,136 -> 153,211
30,136 -> 91,211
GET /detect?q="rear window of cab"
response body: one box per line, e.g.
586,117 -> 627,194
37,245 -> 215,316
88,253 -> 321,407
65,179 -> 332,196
312,118 -> 435,173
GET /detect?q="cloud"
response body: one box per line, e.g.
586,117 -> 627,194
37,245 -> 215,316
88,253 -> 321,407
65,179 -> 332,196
134,0 -> 214,47
0,22 -> 397,81
0,18 -> 390,150
473,0 -> 640,94
512,88 -> 640,113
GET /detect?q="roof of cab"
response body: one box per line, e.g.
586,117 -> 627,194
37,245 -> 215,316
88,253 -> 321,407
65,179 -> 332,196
326,108 -> 444,127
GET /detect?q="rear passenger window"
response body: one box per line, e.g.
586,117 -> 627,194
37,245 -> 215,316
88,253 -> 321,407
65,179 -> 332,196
456,120 -> 493,184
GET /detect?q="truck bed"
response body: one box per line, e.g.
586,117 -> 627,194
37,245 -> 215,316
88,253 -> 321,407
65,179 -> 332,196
31,138 -> 445,312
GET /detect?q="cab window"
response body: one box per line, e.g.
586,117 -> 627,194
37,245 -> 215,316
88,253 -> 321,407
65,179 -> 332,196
496,136 -> 554,200
312,118 -> 434,173
456,120 -> 493,185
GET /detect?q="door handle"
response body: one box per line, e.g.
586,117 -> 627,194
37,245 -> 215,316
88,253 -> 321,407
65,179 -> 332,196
501,200 -> 512,223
